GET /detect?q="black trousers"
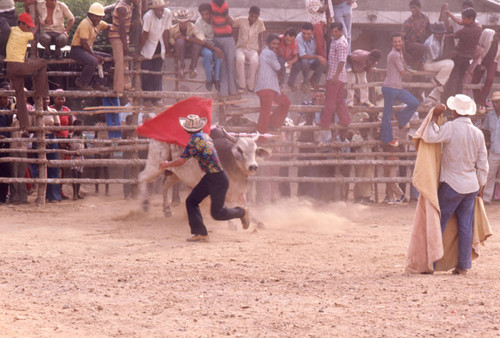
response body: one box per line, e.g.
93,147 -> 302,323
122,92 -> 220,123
0,147 -> 10,203
186,171 -> 244,236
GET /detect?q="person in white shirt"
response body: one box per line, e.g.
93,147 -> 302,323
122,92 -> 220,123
423,22 -> 454,104
137,0 -> 172,107
427,95 -> 488,275
232,5 -> 266,92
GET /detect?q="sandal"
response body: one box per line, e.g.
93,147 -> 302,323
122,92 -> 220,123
189,69 -> 198,79
177,69 -> 185,79
186,234 -> 208,242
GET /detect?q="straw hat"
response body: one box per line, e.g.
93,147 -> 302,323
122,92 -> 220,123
149,0 -> 169,9
446,94 -> 476,116
179,114 -> 207,132
88,2 -> 105,16
174,9 -> 192,22
491,91 -> 500,102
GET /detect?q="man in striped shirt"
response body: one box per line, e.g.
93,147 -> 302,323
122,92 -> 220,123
320,22 -> 350,128
211,0 -> 237,97
109,0 -> 139,94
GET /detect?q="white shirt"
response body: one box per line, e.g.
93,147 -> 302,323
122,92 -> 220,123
140,8 -> 173,60
428,117 -> 488,194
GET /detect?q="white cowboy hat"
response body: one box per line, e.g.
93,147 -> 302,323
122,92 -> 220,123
491,91 -> 500,102
174,9 -> 192,22
149,0 -> 169,9
446,94 -> 476,116
179,114 -> 207,132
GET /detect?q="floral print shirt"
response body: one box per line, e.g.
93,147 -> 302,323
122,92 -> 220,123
181,132 -> 223,174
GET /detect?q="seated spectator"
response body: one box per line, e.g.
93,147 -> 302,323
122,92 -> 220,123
423,22 -> 454,104
138,0 -> 172,107
331,0 -> 353,53
5,12 -> 49,131
277,27 -> 300,90
0,0 -> 23,57
305,0 -> 327,58
444,8 -> 481,99
401,0 -> 431,70
37,0 -> 74,59
320,22 -> 350,128
170,9 -> 204,79
109,0 -> 139,94
471,28 -> 500,112
0,86 -> 13,203
233,5 -> 266,93
70,3 -> 110,91
254,34 -> 290,134
195,3 -> 224,91
346,48 -> 381,108
295,22 -> 326,93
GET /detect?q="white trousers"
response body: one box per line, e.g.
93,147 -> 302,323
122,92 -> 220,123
347,70 -> 369,105
235,47 -> 259,91
423,59 -> 454,102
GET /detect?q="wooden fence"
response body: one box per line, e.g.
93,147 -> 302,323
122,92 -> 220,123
0,55 -> 496,205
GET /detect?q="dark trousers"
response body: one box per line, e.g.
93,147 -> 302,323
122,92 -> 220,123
277,55 -> 301,86
0,10 -> 17,56
46,133 -> 61,202
445,56 -> 471,99
6,60 -> 49,129
438,182 -> 478,270
186,171 -> 244,236
472,61 -> 497,106
141,57 -> 163,92
0,148 -> 10,203
70,47 -> 111,86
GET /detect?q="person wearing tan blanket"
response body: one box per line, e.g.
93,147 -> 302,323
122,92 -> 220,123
405,94 -> 492,275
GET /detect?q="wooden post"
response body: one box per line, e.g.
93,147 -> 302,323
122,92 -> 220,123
34,97 -> 46,205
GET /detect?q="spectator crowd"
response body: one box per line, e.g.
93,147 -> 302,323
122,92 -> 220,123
1,0 -> 500,205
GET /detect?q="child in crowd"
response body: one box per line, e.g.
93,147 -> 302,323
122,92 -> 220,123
69,119 -> 85,200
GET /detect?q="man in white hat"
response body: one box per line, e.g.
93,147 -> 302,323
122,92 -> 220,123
170,9 -> 205,79
137,0 -> 172,107
481,91 -> 500,203
159,114 -> 249,242
427,95 -> 488,274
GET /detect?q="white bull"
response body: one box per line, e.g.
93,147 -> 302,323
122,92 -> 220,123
138,127 -> 270,228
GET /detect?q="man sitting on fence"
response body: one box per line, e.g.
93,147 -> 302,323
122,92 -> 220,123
195,3 -> 224,91
422,22 -> 454,104
70,3 -> 110,91
37,0 -> 74,59
401,0 -> 431,70
277,27 -> 300,91
138,0 -> 172,107
295,22 -> 326,93
169,9 -> 205,79
5,12 -> 49,131
0,86 -> 13,204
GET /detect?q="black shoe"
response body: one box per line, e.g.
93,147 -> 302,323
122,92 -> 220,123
214,80 -> 221,92
205,81 -> 213,91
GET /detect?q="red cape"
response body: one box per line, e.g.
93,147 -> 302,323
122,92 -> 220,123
136,96 -> 212,147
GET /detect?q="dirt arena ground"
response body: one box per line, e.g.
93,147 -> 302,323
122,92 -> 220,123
1,186 -> 499,337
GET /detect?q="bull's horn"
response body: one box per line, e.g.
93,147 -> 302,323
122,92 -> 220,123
251,131 -> 259,142
222,127 -> 238,143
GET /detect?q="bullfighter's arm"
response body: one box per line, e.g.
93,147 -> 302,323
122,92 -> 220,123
160,157 -> 186,169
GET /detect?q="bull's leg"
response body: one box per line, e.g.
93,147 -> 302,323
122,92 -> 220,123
171,182 -> 181,206
138,166 -> 163,212
162,173 -> 180,217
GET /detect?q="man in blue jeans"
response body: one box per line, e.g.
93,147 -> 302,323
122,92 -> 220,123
427,95 -> 488,275
381,32 -> 419,147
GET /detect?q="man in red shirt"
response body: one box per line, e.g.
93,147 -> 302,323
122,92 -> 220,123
277,27 -> 300,90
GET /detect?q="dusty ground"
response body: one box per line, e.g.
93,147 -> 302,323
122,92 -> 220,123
0,186 -> 499,337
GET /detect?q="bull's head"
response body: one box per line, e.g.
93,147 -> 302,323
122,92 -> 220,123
222,128 -> 271,175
